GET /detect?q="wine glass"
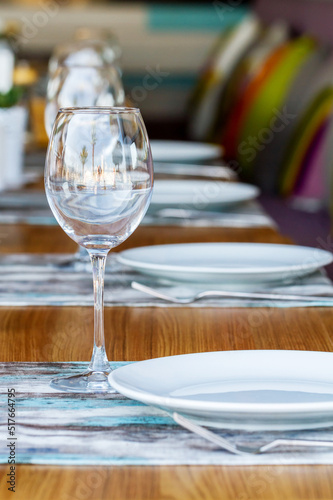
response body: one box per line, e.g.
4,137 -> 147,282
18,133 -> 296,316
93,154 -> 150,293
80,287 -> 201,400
45,107 -> 153,393
45,65 -> 125,136
45,66 -> 125,269
48,33 -> 121,77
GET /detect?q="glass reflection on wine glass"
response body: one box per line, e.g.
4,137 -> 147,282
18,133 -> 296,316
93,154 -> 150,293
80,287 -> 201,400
45,107 -> 153,393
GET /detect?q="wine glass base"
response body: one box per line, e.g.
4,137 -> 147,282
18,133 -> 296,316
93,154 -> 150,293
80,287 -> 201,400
50,370 -> 116,393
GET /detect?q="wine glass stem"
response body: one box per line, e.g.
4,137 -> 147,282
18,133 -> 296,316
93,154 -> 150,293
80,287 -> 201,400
89,251 -> 110,373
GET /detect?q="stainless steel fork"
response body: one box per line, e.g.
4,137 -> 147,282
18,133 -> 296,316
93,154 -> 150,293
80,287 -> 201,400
131,281 -> 333,304
173,413 -> 333,456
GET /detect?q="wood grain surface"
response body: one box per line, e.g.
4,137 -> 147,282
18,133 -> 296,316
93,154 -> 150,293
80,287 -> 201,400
0,224 -> 290,253
0,222 -> 332,500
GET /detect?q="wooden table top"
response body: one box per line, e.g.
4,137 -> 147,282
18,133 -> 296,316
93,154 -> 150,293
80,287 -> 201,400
0,222 -> 333,500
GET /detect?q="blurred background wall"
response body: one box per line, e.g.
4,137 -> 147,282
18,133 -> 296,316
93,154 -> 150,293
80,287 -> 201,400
0,0 -> 250,138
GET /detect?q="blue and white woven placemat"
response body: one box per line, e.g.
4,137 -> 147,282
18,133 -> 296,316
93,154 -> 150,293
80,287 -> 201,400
1,362 -> 333,466
0,253 -> 332,307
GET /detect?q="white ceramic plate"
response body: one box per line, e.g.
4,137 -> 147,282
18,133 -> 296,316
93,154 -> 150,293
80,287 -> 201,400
110,350 -> 333,430
150,180 -> 259,209
150,140 -> 223,162
153,162 -> 236,180
117,243 -> 333,284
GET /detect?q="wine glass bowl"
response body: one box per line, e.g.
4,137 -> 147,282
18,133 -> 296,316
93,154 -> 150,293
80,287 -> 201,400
45,107 -> 153,393
45,66 -> 125,137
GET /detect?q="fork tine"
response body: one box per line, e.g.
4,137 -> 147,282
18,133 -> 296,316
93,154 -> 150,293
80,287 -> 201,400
259,438 -> 333,453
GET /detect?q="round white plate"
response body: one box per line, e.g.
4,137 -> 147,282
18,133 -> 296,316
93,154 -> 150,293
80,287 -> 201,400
150,140 -> 223,162
110,350 -> 333,430
153,163 -> 236,180
117,243 -> 333,284
150,180 -> 259,209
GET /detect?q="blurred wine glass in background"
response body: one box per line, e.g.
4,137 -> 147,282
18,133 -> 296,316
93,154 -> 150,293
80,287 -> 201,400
44,29 -> 125,267
45,65 -> 125,136
45,27 -> 124,136
48,28 -> 121,77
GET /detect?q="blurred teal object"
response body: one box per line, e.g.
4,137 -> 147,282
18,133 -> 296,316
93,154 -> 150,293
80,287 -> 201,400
148,4 -> 249,31
124,73 -> 195,89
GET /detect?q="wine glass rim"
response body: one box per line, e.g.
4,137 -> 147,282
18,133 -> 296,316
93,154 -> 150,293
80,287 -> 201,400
58,106 -> 140,114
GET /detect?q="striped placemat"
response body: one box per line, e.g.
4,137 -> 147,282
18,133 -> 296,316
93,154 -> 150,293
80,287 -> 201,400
1,362 -> 333,466
0,254 -> 332,308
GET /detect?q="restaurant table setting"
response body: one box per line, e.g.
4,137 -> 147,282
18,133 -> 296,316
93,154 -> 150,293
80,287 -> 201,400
0,179 -> 275,229
0,110 -> 333,478
0,243 -> 333,307
0,138 -> 276,229
2,27 -> 333,498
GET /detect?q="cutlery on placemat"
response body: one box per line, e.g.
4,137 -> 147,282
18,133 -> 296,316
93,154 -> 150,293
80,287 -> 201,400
154,163 -> 236,179
131,281 -> 333,304
154,208 -> 266,219
151,208 -> 273,227
173,413 -> 333,456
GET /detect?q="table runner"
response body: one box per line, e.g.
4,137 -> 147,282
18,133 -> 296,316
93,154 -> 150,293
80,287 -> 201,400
1,362 -> 333,466
0,190 -> 275,228
0,254 -> 332,307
